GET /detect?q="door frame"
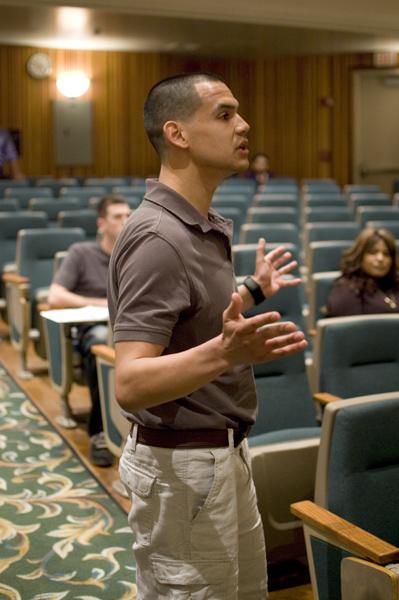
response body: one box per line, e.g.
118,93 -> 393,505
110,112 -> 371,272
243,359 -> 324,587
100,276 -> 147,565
352,67 -> 399,184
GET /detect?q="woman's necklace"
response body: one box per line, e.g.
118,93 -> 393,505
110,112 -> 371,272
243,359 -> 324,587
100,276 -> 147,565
382,291 -> 398,310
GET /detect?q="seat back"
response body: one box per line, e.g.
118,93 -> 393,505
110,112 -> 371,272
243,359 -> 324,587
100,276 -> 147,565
308,241 -> 351,274
29,197 -> 80,221
307,271 -> 340,329
313,315 -> 399,398
247,207 -> 298,224
251,351 -> 316,436
16,228 -> 86,294
58,209 -> 97,240
0,211 -> 49,265
304,207 -> 354,223
240,223 -> 299,245
0,198 -> 20,211
349,193 -> 391,213
305,392 -> 399,600
365,220 -> 399,239
0,212 -> 49,296
214,206 -> 244,243
4,186 -> 53,208
356,206 -> 399,227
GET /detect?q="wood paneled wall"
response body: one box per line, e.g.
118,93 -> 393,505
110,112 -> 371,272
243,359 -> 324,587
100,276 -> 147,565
0,44 -> 377,183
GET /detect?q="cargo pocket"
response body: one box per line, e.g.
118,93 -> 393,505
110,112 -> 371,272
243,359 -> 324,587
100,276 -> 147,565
120,462 -> 156,546
151,554 -> 231,599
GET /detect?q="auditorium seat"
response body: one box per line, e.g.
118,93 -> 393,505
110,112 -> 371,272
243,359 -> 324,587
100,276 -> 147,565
240,223 -> 299,245
58,209 -> 97,240
3,227 -> 85,378
248,351 -> 320,562
291,391 -> 399,600
356,206 -> 399,227
311,314 -> 399,399
29,197 -> 80,223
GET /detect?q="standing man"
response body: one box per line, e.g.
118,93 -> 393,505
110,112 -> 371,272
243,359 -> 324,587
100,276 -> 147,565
48,195 -> 130,466
108,73 -> 307,599
0,128 -> 25,179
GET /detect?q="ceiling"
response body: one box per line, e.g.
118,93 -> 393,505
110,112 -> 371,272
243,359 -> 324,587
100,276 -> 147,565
1,0 -> 399,58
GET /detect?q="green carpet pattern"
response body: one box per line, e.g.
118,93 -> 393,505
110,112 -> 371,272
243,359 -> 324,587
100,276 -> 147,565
0,364 -> 136,599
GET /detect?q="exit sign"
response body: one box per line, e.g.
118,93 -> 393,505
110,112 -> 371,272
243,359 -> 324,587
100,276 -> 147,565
373,52 -> 398,67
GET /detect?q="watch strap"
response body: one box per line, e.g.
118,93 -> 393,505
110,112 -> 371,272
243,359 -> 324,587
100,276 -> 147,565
242,276 -> 266,306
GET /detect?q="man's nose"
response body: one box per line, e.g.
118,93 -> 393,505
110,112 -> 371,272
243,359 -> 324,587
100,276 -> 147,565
237,114 -> 250,133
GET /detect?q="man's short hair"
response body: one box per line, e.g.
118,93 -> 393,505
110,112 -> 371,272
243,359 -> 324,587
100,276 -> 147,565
144,72 -> 225,156
97,194 -> 129,218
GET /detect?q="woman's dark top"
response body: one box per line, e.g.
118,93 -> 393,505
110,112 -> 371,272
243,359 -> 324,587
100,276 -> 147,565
326,275 -> 399,317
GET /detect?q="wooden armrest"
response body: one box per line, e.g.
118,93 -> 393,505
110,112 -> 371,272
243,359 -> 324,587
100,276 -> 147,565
91,344 -> 115,364
313,392 -> 342,405
291,500 -> 399,565
308,328 -> 316,337
37,303 -> 51,312
2,272 -> 29,284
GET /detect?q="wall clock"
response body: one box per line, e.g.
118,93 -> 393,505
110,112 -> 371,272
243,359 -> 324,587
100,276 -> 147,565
26,52 -> 52,80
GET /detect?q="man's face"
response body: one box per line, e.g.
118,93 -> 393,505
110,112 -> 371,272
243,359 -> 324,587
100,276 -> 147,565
98,203 -> 131,244
180,80 -> 250,176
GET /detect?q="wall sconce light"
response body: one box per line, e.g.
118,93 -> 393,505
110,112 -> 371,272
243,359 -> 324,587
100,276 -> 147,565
56,70 -> 91,98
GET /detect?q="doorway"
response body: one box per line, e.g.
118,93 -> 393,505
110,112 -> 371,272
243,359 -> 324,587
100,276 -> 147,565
353,68 -> 399,194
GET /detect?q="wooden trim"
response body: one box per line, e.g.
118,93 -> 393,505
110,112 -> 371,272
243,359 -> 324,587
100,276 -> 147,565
2,272 -> 29,284
91,344 -> 115,363
291,500 -> 399,565
313,392 -> 341,405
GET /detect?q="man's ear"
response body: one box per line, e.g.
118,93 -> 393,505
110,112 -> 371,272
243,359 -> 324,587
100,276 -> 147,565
163,121 -> 188,149
96,216 -> 105,234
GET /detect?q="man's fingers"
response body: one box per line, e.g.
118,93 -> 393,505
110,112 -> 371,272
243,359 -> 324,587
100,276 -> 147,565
255,237 -> 267,268
223,292 -> 244,321
264,245 -> 288,263
264,329 -> 306,349
267,337 -> 308,357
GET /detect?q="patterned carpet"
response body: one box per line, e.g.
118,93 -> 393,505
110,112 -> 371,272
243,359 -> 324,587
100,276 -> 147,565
0,363 -> 136,600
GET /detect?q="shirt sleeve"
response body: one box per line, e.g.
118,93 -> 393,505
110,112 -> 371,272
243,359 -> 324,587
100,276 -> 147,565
111,233 -> 192,347
52,244 -> 83,291
326,281 -> 363,317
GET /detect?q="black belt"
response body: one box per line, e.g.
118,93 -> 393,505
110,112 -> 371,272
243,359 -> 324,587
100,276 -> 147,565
129,423 -> 250,449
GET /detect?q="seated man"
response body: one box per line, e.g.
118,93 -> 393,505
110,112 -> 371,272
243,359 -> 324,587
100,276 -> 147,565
48,195 -> 131,466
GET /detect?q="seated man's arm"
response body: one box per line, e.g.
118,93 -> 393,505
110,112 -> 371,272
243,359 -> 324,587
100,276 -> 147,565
48,282 -> 107,308
115,292 -> 307,413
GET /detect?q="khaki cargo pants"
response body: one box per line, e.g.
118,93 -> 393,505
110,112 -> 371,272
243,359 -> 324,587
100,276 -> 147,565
119,427 -> 268,599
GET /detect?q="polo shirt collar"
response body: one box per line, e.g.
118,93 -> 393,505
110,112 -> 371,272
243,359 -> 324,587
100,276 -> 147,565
144,178 -> 233,240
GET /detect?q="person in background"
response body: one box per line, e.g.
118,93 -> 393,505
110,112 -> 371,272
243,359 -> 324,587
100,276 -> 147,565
244,152 -> 272,185
48,195 -> 131,466
0,128 -> 25,179
108,72 -> 307,599
326,227 -> 399,317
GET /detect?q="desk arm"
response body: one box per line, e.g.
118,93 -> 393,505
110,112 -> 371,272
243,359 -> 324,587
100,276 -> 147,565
91,344 -> 115,364
313,392 -> 341,406
308,328 -> 316,337
2,272 -> 29,285
291,500 -> 399,566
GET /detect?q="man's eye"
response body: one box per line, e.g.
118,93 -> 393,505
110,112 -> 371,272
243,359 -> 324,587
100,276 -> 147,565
220,112 -> 230,120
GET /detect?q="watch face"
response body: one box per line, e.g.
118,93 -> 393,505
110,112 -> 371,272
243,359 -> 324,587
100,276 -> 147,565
26,53 -> 52,79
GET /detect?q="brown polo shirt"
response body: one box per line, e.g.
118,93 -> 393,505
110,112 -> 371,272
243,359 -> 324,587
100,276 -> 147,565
108,179 -> 257,431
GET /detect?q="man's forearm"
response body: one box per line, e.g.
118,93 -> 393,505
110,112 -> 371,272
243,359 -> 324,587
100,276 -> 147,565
48,284 -> 107,308
115,336 -> 230,413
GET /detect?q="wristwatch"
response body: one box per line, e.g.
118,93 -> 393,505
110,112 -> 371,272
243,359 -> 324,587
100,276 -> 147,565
243,276 -> 266,305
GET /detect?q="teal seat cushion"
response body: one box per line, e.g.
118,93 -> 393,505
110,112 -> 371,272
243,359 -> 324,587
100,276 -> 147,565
248,427 -> 320,446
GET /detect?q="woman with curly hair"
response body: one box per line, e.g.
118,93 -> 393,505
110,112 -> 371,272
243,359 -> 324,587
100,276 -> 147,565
326,227 -> 399,317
